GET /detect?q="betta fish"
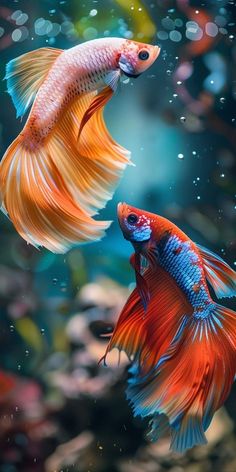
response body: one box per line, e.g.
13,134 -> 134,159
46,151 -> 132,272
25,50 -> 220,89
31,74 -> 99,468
0,39 -> 160,253
102,203 -> 236,453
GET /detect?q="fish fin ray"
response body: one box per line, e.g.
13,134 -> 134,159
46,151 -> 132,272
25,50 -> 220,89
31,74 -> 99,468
104,70 -> 121,91
126,302 -> 236,452
170,415 -> 207,453
0,133 -> 110,253
5,47 -> 62,118
130,253 -> 150,310
197,244 -> 236,298
78,86 -> 113,139
146,414 -> 169,442
104,265 -> 192,369
55,92 -> 130,216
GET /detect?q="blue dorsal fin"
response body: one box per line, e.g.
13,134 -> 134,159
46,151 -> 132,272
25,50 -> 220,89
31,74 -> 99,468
5,47 -> 62,118
197,244 -> 236,299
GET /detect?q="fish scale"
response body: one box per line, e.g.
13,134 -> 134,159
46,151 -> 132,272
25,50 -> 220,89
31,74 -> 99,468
157,234 -> 211,311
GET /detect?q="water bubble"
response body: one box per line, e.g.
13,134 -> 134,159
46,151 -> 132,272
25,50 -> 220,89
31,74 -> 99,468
180,116 -> 186,123
220,173 -> 225,178
177,80 -> 182,85
229,35 -> 234,40
157,30 -> 168,40
89,9 -> 98,17
35,18 -> 53,36
25,350 -> 29,357
175,18 -> 183,27
186,23 -> 203,41
40,328 -> 45,335
215,15 -> 227,27
178,153 -> 184,160
60,282 -> 67,292
197,196 -> 201,200
17,364 -> 21,371
11,10 -> 22,20
10,325 -> 14,332
162,17 -> 175,30
166,69 -> 172,76
205,22 -> 218,37
52,277 -> 58,285
220,97 -> 225,103
12,29 -> 22,41
83,27 -> 97,40
47,23 -> 61,37
192,151 -> 197,155
61,21 -> 75,35
15,13 -> 28,26
219,28 -> 228,35
173,93 -> 178,98
169,30 -> 182,42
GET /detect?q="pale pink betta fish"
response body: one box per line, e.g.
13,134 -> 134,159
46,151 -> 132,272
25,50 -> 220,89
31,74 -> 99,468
0,38 -> 160,253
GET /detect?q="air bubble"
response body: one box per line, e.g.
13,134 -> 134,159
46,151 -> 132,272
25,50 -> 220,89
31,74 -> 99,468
178,153 -> 184,160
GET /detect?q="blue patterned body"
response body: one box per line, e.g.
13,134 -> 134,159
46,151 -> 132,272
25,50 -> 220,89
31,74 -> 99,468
156,234 -> 214,318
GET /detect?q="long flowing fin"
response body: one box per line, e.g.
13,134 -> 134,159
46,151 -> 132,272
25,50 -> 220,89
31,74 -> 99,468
0,88 -> 130,252
197,244 -> 236,298
0,133 -> 110,253
5,47 -> 62,118
55,91 -> 131,216
130,252 -> 150,310
78,86 -> 113,139
103,265 -> 192,373
170,414 -> 207,453
126,302 -> 236,452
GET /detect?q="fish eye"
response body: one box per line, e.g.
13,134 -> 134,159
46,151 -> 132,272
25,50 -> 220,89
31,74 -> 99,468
127,213 -> 138,225
138,50 -> 149,61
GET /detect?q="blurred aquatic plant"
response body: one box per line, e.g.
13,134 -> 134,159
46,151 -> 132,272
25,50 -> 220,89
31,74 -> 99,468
72,0 -> 156,42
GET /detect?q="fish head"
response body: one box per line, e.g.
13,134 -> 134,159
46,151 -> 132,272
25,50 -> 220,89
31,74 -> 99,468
118,40 -> 160,78
117,202 -> 153,248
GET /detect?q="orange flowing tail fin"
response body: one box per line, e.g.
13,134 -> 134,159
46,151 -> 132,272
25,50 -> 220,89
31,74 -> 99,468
1,49 -> 131,253
0,132 -> 111,253
103,265 -> 236,453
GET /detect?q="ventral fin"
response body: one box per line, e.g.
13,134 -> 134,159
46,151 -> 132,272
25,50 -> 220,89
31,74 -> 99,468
104,70 -> 121,91
130,252 -> 150,310
78,86 -> 113,140
5,47 -> 62,118
197,244 -> 236,299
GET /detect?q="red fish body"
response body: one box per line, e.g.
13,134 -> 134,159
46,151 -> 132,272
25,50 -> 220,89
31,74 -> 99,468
103,203 -> 236,453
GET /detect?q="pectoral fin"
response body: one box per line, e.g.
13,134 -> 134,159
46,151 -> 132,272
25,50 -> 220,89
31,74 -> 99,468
130,252 -> 150,310
78,86 -> 113,140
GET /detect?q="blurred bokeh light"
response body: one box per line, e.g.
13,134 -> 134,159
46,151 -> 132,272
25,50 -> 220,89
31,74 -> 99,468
0,0 -> 235,471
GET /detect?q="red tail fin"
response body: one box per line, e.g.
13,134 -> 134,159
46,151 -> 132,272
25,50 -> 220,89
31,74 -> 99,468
127,303 -> 236,453
102,265 -> 192,373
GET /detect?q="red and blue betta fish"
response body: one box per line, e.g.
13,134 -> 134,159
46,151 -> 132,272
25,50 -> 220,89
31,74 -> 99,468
102,203 -> 236,453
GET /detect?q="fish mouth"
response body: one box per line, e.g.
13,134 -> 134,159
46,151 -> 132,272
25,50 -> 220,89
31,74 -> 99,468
117,202 -> 126,222
154,45 -> 161,60
123,71 -> 141,78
